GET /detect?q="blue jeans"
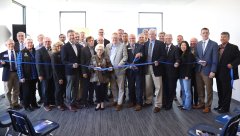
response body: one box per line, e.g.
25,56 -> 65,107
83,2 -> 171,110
180,79 -> 192,110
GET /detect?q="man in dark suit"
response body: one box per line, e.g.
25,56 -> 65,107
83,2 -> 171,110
194,28 -> 218,113
143,29 -> 166,113
36,37 -> 55,112
215,32 -> 240,113
14,32 -> 25,52
61,29 -> 81,112
94,29 -> 110,46
0,39 -> 22,110
81,36 -> 95,107
126,34 -> 145,111
162,34 -> 180,110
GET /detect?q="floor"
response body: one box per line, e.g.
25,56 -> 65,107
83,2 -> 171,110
0,92 -> 239,136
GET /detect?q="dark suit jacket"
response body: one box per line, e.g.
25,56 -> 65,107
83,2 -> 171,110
179,52 -> 195,79
14,42 -> 20,52
35,47 -> 52,79
0,50 -> 18,81
94,38 -> 110,47
216,43 -> 240,80
51,52 -> 65,81
81,46 -> 96,76
143,40 -> 166,76
126,43 -> 145,75
195,39 -> 218,76
61,42 -> 81,75
164,44 -> 180,78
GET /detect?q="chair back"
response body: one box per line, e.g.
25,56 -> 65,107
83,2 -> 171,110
8,110 -> 36,136
0,113 -> 11,128
221,113 -> 240,136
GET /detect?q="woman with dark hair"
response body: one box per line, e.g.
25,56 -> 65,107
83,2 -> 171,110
179,41 -> 195,110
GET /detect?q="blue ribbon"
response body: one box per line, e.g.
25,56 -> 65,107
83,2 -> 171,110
230,68 -> 235,90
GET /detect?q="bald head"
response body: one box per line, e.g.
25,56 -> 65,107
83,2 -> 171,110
190,37 -> 198,48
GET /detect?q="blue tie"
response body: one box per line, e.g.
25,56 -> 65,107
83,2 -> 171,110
11,51 -> 16,71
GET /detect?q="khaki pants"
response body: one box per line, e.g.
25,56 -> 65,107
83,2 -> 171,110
4,72 -> 20,107
195,72 -> 213,108
145,66 -> 163,108
111,73 -> 125,105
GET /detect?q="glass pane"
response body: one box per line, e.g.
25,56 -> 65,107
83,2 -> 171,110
139,12 -> 163,32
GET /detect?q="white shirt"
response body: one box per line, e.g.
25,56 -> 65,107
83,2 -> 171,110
202,39 -> 209,52
7,50 -> 17,69
71,44 -> 78,56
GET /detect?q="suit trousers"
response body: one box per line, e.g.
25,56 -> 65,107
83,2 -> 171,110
21,79 -> 37,108
82,77 -> 94,103
126,70 -> 144,105
66,74 -> 79,106
54,78 -> 66,106
41,77 -> 55,106
216,77 -> 232,111
111,73 -> 125,105
195,72 -> 213,108
4,72 -> 19,107
145,66 -> 163,108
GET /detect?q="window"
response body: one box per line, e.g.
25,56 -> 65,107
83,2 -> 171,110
138,12 -> 163,33
59,11 -> 86,34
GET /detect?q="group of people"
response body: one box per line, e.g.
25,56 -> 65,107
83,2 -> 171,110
1,27 -> 240,114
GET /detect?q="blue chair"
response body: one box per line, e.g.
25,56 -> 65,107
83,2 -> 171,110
8,110 -> 59,136
0,113 -> 11,136
234,107 -> 240,114
215,114 -> 240,132
188,114 -> 240,136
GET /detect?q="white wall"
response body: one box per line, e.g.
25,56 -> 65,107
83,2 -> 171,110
1,0 -> 240,101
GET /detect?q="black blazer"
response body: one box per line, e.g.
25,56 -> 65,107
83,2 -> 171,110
143,40 -> 166,76
14,42 -> 20,52
179,52 -> 195,79
94,38 -> 110,47
0,50 -> 18,81
216,43 -> 240,80
61,42 -> 81,75
51,52 -> 65,81
164,44 -> 181,78
81,46 -> 96,75
126,43 -> 145,75
35,47 -> 52,79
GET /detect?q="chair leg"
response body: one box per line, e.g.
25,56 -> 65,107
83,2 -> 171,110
5,127 -> 10,136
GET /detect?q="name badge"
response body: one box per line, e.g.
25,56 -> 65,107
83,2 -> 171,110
127,48 -> 132,50
3,54 -> 8,57
24,53 -> 28,57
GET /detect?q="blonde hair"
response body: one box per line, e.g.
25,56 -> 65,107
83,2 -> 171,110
52,41 -> 63,53
95,44 -> 104,52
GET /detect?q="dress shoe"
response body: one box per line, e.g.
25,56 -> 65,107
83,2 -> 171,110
115,105 -> 122,111
100,103 -> 105,110
95,107 -> 100,111
203,107 -> 211,113
44,106 -> 52,112
153,107 -> 161,113
193,105 -> 205,109
127,102 -> 135,108
69,106 -> 77,112
213,106 -> 221,111
134,104 -> 142,111
177,105 -> 183,108
217,108 -> 229,113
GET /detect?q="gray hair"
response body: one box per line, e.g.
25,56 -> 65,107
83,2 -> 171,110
95,44 -> 104,52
